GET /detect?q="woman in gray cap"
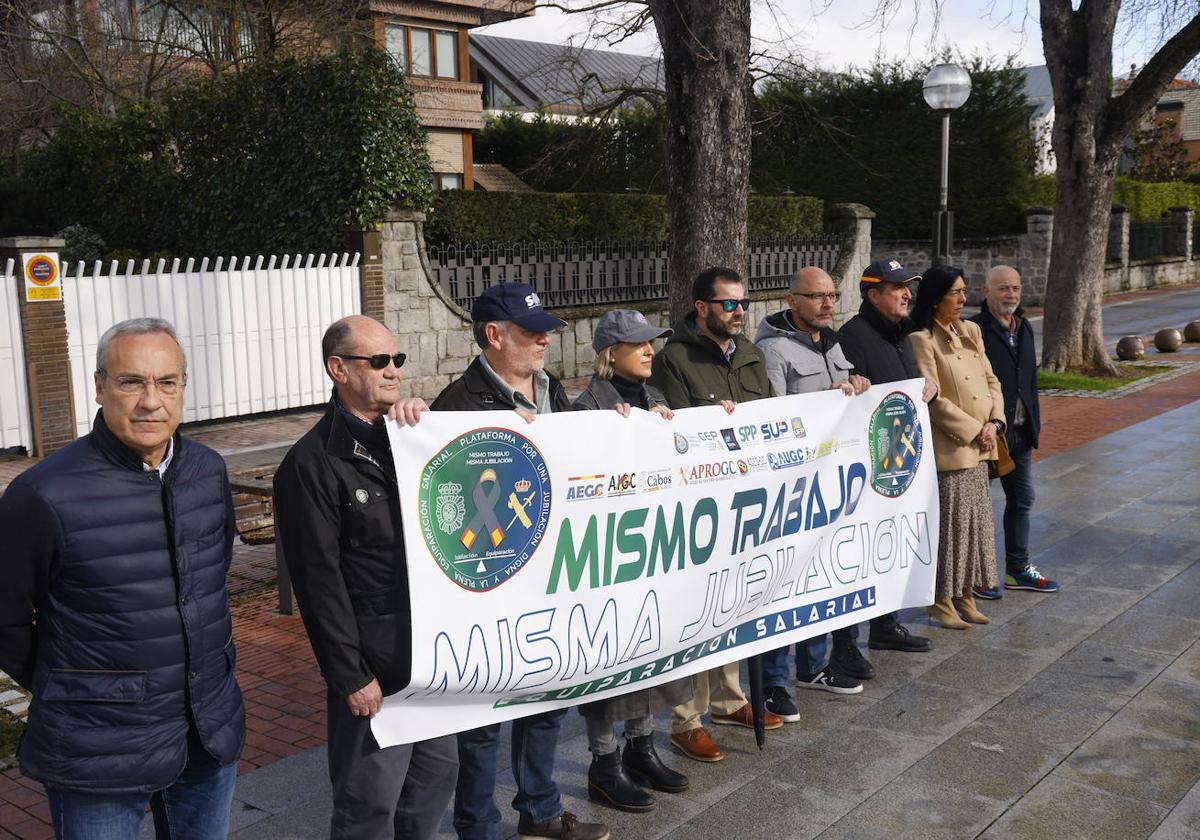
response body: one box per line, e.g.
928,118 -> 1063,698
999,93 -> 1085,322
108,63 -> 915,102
574,309 -> 691,813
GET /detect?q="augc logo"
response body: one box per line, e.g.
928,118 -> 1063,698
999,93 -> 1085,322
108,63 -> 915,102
867,392 -> 923,498
419,428 -> 552,591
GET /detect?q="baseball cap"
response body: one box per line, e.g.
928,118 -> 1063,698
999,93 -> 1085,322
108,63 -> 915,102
861,259 -> 921,285
471,283 -> 566,332
592,310 -> 673,353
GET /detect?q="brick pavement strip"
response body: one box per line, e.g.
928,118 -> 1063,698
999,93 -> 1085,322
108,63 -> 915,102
1,358 -> 1199,832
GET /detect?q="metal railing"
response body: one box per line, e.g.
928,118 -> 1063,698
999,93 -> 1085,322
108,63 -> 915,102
1128,220 -> 1182,261
427,235 -> 845,310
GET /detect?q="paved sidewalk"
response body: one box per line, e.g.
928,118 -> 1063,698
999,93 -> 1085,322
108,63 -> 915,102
2,315 -> 1199,836
217,399 -> 1200,838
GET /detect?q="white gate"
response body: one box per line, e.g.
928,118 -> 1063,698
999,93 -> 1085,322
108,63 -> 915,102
0,259 -> 33,452
63,253 -> 361,436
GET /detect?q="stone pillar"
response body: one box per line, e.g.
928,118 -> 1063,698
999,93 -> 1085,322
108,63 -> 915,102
377,208 -> 472,400
1167,206 -> 1193,258
1018,208 -> 1053,304
824,202 -> 875,325
1107,206 -> 1130,267
346,227 -> 384,320
0,236 -> 75,456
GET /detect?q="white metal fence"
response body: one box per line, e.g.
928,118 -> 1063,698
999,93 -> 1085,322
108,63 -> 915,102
63,253 -> 361,436
0,259 -> 33,452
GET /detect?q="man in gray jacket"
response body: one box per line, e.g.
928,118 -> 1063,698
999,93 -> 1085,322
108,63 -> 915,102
754,267 -> 875,722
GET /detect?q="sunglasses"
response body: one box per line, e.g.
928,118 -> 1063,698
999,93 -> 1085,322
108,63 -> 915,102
339,353 -> 407,370
707,298 -> 751,312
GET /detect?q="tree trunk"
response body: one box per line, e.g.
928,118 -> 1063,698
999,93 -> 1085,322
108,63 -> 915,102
646,0 -> 751,324
1040,153 -> 1120,374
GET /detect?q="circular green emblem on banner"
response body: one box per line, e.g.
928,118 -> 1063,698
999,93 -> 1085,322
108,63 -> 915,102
418,427 -> 552,592
867,391 -> 923,498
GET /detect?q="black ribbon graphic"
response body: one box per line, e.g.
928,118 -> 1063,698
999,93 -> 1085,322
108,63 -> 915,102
460,468 -> 505,550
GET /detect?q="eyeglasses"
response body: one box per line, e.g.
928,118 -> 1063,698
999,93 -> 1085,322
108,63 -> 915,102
707,298 -> 751,312
793,292 -> 842,303
99,371 -> 186,396
339,353 -> 407,370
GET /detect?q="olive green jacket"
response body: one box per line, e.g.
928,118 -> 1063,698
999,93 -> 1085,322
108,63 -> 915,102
650,314 -> 773,409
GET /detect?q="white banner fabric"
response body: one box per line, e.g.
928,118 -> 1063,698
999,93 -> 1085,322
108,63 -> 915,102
372,380 -> 938,746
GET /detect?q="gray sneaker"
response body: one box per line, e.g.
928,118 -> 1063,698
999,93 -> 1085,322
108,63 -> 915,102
796,667 -> 863,695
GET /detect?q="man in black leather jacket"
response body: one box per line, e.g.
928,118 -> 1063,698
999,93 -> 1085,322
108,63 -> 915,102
274,314 -> 456,840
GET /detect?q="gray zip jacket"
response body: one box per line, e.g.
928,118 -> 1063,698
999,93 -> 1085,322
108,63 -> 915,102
754,311 -> 854,396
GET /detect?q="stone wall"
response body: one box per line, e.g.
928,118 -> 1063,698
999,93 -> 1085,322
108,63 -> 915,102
379,204 -> 877,401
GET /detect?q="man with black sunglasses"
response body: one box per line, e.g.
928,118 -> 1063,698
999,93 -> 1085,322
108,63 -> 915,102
274,314 -> 456,839
650,266 -> 783,764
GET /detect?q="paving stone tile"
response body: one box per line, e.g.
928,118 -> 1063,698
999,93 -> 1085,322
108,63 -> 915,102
1114,677 -> 1200,743
1089,610 -> 1200,657
1138,569 -> 1200,622
769,723 -> 932,802
1162,641 -> 1200,687
1150,777 -> 1200,840
1022,585 -> 1143,628
981,775 -> 1168,840
1044,640 -> 1174,698
978,677 -> 1123,750
1059,720 -> 1200,808
978,612 -> 1094,657
904,719 -> 1065,802
660,777 -> 855,840
920,644 -> 1052,696
850,681 -> 1002,744
816,776 -> 1006,840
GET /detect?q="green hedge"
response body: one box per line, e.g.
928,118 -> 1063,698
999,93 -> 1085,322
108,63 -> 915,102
1023,175 -> 1200,219
425,191 -> 824,246
1,49 -> 431,257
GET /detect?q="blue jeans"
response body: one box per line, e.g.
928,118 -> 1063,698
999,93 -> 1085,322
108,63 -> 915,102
1000,426 -> 1035,575
765,626 -> 858,685
453,708 -> 566,840
46,728 -> 236,840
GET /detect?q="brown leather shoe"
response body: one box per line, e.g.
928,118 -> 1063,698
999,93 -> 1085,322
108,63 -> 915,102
669,727 -> 724,762
710,703 -> 783,730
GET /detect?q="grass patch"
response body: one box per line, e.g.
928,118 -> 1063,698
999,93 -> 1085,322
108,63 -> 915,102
0,709 -> 24,761
1038,364 -> 1173,391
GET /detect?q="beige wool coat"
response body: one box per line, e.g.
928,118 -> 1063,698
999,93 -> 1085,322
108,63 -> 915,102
909,318 -> 1006,472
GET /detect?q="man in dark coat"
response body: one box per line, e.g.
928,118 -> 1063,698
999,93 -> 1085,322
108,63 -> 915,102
0,317 -> 244,839
837,259 -> 937,655
432,283 -> 608,840
649,266 -> 784,765
969,265 -> 1060,598
273,314 -> 457,839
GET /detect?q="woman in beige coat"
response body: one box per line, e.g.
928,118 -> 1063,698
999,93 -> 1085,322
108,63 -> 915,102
909,265 -> 1006,628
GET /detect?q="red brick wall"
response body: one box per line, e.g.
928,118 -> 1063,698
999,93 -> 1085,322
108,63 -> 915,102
10,266 -> 75,455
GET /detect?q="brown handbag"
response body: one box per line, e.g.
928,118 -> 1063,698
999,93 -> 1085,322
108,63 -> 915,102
989,432 -> 1015,479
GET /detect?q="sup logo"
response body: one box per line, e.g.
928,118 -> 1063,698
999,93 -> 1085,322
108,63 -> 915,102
867,391 -> 923,498
419,428 -> 551,591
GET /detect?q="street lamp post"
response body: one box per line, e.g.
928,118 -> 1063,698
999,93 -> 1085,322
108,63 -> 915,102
922,63 -> 972,265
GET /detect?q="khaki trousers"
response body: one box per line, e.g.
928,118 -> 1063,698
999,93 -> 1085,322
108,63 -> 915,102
670,662 -> 746,733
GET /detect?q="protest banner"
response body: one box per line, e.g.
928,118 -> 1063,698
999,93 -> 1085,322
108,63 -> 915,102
372,380 -> 938,746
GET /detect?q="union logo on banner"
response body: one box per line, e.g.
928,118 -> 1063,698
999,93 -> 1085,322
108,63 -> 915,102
867,391 -> 923,498
418,427 -> 552,592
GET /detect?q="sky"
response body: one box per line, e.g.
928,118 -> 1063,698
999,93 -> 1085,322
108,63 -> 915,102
475,1 -> 1175,78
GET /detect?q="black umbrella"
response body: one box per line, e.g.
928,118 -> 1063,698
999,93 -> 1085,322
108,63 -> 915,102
748,653 -> 766,748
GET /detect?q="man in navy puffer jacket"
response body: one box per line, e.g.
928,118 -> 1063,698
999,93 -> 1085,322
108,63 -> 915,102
0,317 -> 244,839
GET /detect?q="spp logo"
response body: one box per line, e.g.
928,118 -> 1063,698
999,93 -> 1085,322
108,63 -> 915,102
737,425 -> 758,444
761,420 -> 788,440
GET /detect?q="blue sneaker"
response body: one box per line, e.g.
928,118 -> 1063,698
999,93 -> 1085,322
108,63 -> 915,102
972,585 -> 1003,600
1004,565 -> 1060,593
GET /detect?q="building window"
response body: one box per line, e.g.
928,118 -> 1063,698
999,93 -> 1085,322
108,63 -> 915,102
434,173 -> 463,190
383,23 -> 458,79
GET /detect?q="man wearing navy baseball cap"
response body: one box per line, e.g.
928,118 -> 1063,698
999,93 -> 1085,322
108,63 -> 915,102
431,283 -> 609,840
838,258 -> 937,657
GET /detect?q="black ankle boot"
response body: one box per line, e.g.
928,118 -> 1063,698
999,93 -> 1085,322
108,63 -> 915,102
623,734 -> 689,793
588,748 -> 655,812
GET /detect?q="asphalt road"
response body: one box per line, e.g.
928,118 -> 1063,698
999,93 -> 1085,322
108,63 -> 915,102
969,286 -> 1200,356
